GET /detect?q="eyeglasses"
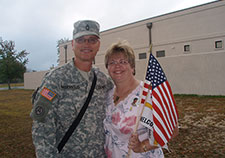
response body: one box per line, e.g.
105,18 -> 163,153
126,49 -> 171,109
75,37 -> 99,44
108,59 -> 129,66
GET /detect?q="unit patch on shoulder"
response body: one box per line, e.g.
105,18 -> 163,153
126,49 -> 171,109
40,87 -> 56,101
35,106 -> 45,116
31,103 -> 49,122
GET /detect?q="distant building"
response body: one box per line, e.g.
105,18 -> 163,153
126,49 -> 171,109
24,0 -> 225,95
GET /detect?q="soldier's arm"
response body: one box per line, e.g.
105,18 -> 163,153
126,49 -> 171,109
30,77 -> 60,157
32,112 -> 59,157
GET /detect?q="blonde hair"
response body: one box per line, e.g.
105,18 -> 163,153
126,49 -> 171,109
105,40 -> 136,75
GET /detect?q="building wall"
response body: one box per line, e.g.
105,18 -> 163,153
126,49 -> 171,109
59,41 -> 73,66
24,70 -> 48,90
24,0 -> 225,95
96,0 -> 225,95
158,51 -> 225,95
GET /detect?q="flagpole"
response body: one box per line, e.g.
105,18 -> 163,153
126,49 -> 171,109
133,44 -> 152,131
127,45 -> 152,158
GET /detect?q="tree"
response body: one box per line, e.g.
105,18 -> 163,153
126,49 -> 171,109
0,39 -> 29,89
56,38 -> 69,65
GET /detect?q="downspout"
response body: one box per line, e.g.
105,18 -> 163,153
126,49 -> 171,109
146,22 -> 153,52
64,45 -> 67,63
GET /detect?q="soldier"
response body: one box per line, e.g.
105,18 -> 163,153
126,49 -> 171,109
30,20 -> 113,157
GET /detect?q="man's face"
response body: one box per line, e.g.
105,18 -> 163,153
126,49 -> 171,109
73,35 -> 100,63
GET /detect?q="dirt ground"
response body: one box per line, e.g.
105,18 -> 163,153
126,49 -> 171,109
164,95 -> 225,158
0,90 -> 224,158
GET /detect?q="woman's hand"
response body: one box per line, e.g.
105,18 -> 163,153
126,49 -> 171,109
128,133 -> 143,153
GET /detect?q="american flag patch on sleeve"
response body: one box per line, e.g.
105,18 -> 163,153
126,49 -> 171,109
40,87 -> 56,101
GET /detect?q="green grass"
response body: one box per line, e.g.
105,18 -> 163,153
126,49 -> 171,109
0,89 -> 35,158
0,83 -> 24,88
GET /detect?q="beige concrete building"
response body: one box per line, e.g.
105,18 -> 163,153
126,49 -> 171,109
24,0 -> 225,95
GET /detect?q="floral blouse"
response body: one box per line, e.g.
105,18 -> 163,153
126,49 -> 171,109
104,82 -> 164,158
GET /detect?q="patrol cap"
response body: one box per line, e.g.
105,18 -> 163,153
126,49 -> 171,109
73,20 -> 100,39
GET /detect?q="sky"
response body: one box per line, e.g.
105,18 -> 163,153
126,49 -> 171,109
0,0 -> 216,71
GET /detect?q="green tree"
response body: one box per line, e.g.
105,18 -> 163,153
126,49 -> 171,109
0,39 -> 29,89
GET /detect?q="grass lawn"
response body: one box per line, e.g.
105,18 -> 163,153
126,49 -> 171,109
0,90 -> 224,157
0,83 -> 24,88
0,89 -> 35,158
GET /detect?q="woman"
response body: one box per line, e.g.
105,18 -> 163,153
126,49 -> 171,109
103,41 -> 178,158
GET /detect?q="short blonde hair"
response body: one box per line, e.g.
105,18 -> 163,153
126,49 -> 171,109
105,40 -> 136,74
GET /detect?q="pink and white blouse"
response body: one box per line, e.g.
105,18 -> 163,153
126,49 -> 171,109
104,82 -> 164,158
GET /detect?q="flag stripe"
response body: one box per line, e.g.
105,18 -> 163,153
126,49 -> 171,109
153,111 -> 171,141
140,80 -> 151,104
153,91 -> 172,135
155,87 -> 174,134
153,110 -> 170,141
162,82 -> 177,127
159,83 -> 176,129
141,99 -> 145,104
165,81 -> 179,122
144,81 -> 150,89
153,124 -> 167,146
142,91 -> 148,96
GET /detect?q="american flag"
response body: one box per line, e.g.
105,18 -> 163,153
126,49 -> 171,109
143,53 -> 179,146
40,87 -> 56,101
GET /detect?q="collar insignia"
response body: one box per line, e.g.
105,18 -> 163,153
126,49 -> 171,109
86,24 -> 89,30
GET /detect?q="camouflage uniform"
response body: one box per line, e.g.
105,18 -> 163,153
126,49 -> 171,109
31,61 -> 113,158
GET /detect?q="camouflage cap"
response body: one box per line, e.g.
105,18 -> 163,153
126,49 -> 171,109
73,20 -> 100,39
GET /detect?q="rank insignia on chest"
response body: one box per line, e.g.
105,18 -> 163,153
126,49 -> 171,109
86,24 -> 89,30
40,87 -> 56,101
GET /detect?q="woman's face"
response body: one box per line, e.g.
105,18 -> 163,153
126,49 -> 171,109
107,52 -> 134,83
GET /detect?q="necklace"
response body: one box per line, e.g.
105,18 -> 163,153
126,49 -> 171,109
113,80 -> 140,105
114,96 -> 120,104
113,88 -> 133,104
